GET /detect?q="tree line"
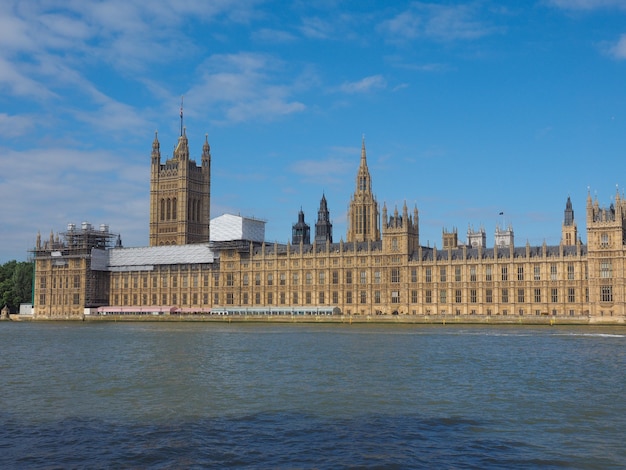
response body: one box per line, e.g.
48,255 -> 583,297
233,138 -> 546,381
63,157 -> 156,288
0,261 -> 33,313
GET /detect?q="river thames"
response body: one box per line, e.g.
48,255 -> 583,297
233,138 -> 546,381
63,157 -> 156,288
1,322 -> 624,468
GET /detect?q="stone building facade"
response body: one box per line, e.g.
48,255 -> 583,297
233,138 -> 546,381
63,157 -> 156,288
30,131 -> 626,322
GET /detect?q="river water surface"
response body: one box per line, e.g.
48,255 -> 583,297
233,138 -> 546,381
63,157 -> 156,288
1,322 -> 624,468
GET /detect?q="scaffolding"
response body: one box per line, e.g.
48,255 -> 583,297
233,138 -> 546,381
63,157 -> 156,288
31,222 -> 120,309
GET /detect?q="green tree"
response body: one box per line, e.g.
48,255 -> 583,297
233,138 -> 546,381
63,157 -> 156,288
0,260 -> 33,313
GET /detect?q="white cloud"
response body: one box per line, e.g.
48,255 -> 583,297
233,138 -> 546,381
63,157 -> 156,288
546,0 -> 626,10
608,34 -> 626,59
339,75 -> 387,94
379,3 -> 498,42
186,52 -> 307,123
0,113 -> 36,138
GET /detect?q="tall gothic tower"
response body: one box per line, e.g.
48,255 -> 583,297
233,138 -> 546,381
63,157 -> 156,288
314,194 -> 333,244
149,123 -> 211,246
561,196 -> 578,246
347,138 -> 380,243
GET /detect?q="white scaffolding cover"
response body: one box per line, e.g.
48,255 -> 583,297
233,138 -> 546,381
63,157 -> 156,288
210,214 -> 265,242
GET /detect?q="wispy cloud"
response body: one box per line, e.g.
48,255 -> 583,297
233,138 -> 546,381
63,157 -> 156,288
0,113 -> 36,138
338,75 -> 387,94
379,2 -> 500,42
546,0 -> 626,10
187,52 -> 307,123
608,34 -> 626,59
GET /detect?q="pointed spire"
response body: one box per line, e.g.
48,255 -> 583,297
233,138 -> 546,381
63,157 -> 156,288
361,134 -> 368,164
202,133 -> 211,165
152,130 -> 160,161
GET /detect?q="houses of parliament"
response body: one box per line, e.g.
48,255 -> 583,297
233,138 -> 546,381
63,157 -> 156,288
30,124 -> 626,323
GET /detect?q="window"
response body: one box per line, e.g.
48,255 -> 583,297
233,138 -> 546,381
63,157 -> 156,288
213,273 -> 219,287
568,287 -> 575,303
411,290 -> 418,303
360,271 -> 367,284
255,273 -> 261,286
243,274 -> 249,286
440,267 -> 446,283
486,289 -> 493,303
332,271 -> 339,284
255,293 -> 261,305
550,264 -> 557,281
226,273 -> 234,287
293,292 -> 298,304
172,276 -> 177,288
292,273 -> 299,285
517,266 -> 524,281
425,267 -> 432,283
319,292 -> 325,304
534,288 -> 541,303
601,286 -> 613,302
486,266 -> 492,282
600,232 -> 609,247
332,292 -> 339,304
280,273 -> 286,286
360,291 -> 367,304
455,267 -> 461,282
502,288 -> 509,303
374,291 -> 381,304
470,267 -> 477,282
391,291 -> 400,304
227,293 -> 234,305
267,274 -> 273,286
600,260 -> 612,279
470,289 -> 477,303
268,292 -> 274,304
391,268 -> 400,283
439,289 -> 447,304
425,290 -> 432,303
411,268 -> 417,283
305,272 -> 312,285
501,266 -> 508,281
567,263 -> 575,280
455,289 -> 462,303
280,293 -> 286,305
534,265 -> 541,281
551,288 -> 558,303
346,271 -> 352,284
346,291 -> 352,304
374,271 -> 381,284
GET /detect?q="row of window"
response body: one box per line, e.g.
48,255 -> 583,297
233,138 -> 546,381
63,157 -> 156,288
104,286 -> 605,309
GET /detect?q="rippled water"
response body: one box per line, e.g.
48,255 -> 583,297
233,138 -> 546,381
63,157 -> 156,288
1,322 -> 624,468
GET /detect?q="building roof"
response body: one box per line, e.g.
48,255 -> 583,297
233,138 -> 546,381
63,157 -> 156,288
91,244 -> 215,271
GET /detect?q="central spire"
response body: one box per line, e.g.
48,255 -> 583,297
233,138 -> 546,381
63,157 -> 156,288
347,136 -> 380,243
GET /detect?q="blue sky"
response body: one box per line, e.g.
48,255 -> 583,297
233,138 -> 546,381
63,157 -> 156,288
1,0 -> 626,262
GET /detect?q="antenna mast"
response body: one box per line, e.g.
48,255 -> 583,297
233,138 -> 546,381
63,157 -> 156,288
180,96 -> 184,136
